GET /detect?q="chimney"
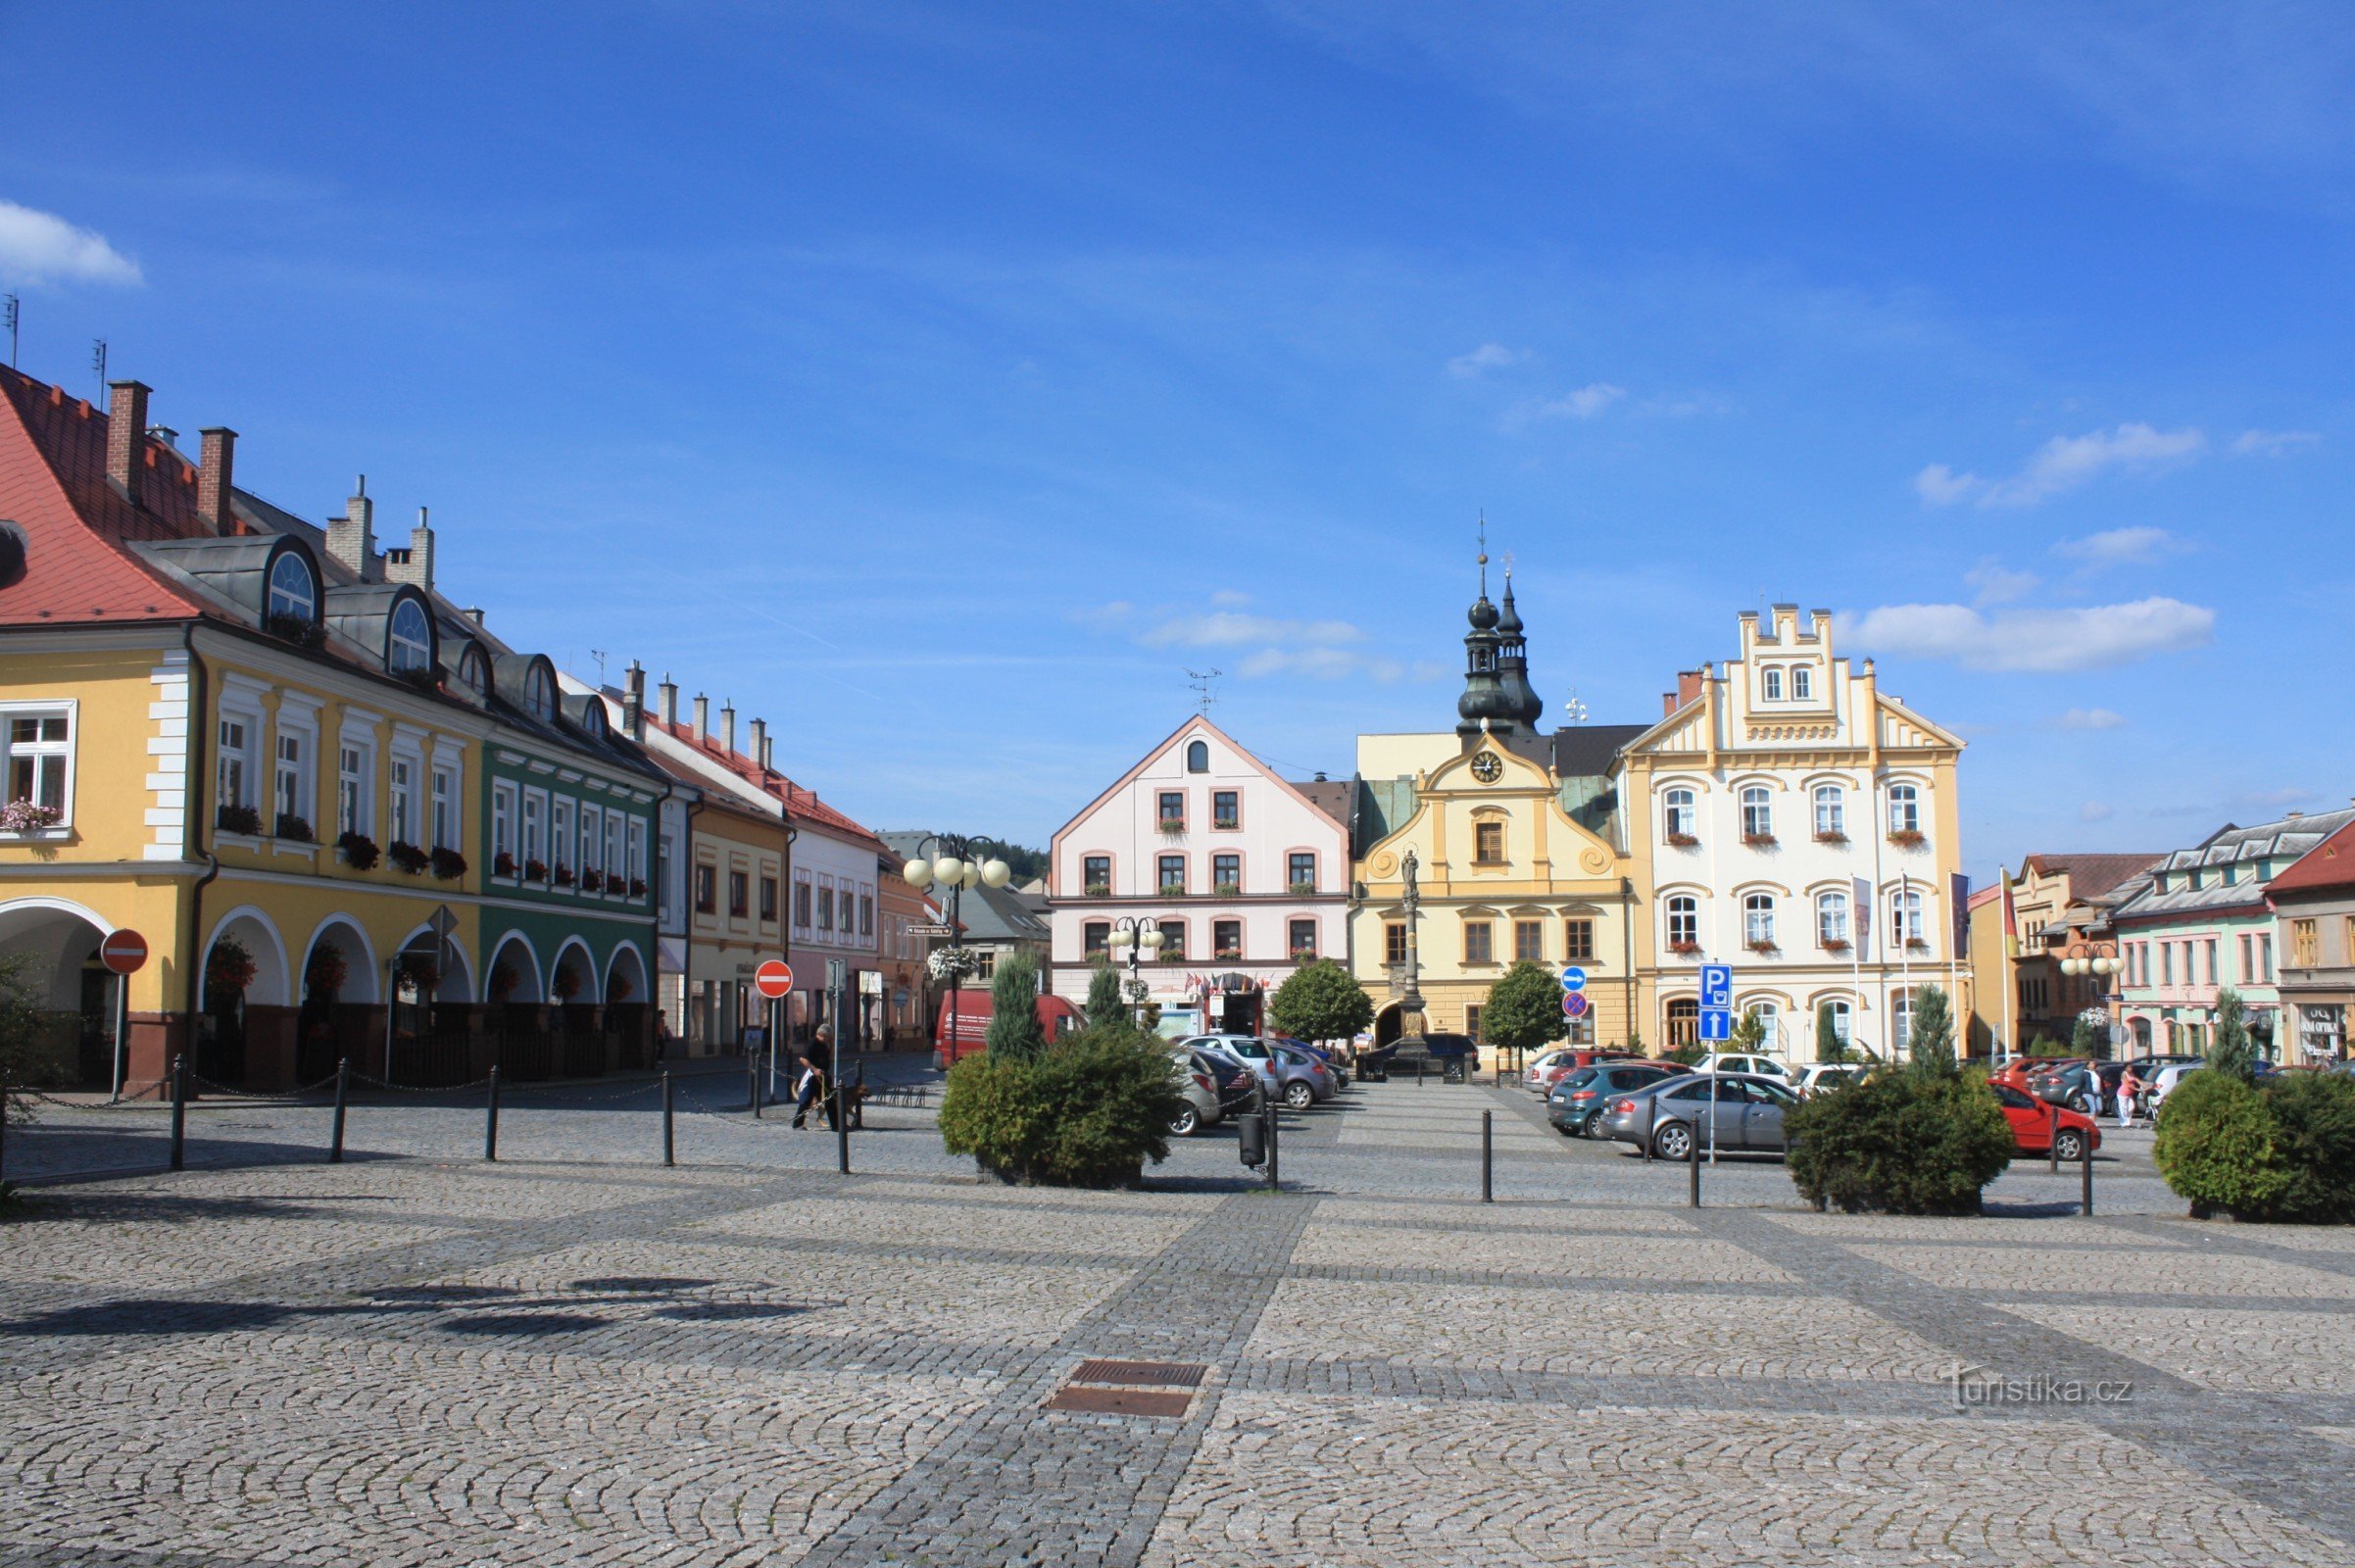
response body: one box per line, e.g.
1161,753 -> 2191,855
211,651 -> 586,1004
464,606 -> 486,626
383,506 -> 435,592
147,426 -> 179,451
196,427 -> 237,535
658,673 -> 678,726
692,693 -> 709,742
761,734 -> 774,773
106,381 -> 150,506
719,701 -> 737,758
621,662 -> 646,740
749,717 -> 767,772
327,476 -> 376,578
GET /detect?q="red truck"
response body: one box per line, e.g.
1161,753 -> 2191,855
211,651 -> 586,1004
934,991 -> 1081,1066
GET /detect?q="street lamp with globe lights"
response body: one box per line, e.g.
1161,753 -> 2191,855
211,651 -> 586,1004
901,835 -> 1012,1061
1105,916 -> 1164,1022
2059,948 -> 2125,1054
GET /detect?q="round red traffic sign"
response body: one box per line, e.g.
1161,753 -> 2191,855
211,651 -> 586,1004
100,929 -> 149,976
1560,991 -> 1589,1019
754,959 -> 794,1000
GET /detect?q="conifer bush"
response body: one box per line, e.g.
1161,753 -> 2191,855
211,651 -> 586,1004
2154,1066 -> 2355,1223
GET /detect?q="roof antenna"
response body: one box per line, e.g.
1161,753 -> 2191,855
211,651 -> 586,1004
590,648 -> 609,685
1186,667 -> 1221,714
91,338 -> 107,403
4,294 -> 18,368
1476,512 -> 1488,597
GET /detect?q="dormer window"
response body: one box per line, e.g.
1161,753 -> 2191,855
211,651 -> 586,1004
388,598 -> 433,676
267,553 -> 317,625
525,663 -> 558,724
458,645 -> 489,700
1762,667 -> 1784,702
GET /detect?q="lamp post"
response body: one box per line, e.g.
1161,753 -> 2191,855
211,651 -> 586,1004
901,835 -> 1012,1062
2060,948 -> 2125,1055
1106,916 -> 1164,1025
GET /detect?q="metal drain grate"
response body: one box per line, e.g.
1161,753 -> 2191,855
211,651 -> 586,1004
1070,1358 -> 1208,1389
1042,1387 -> 1195,1417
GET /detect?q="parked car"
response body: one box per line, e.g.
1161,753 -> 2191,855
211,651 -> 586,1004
1271,1036 -> 1349,1087
1168,1043 -> 1259,1113
1694,1053 -> 1794,1083
1596,1072 -> 1801,1160
1547,1060 -> 1684,1136
1271,1044 -> 1339,1108
1167,1054 -> 1227,1137
1795,1062 -> 1868,1095
1358,1032 -> 1481,1082
2029,1061 -> 2108,1116
1989,1083 -> 2102,1161
1524,1047 -> 1582,1095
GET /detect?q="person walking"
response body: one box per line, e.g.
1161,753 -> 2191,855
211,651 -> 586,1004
2118,1064 -> 2143,1129
792,1026 -> 835,1129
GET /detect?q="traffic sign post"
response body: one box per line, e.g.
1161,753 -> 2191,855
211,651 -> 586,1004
1699,963 -> 1733,1010
1557,965 -> 1588,994
1561,992 -> 1590,1020
753,959 -> 794,1000
754,961 -> 794,1109
1698,1007 -> 1733,1042
100,929 -> 147,1102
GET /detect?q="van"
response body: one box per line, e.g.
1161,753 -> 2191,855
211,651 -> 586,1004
934,991 -> 1081,1066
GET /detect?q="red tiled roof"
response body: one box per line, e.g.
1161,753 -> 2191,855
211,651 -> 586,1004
0,366 -> 207,625
2268,821 -> 2355,896
2020,852 -> 2165,903
641,712 -> 886,852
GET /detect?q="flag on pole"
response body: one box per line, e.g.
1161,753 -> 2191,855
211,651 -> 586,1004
1852,875 -> 1875,962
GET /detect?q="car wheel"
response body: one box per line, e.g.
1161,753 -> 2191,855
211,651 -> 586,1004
2053,1128 -> 2085,1163
1284,1081 -> 1315,1111
1169,1105 -> 1201,1137
1653,1121 -> 1694,1161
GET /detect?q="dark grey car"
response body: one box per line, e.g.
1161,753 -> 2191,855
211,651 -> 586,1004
1547,1061 -> 1684,1136
1596,1072 -> 1802,1160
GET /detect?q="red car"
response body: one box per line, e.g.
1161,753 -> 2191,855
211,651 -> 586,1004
1991,1084 -> 2102,1161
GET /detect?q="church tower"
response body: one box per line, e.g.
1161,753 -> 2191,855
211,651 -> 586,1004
1455,537 -> 1545,740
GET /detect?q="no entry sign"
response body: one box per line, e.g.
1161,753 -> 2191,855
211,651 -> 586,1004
754,959 -> 794,1000
100,928 -> 149,976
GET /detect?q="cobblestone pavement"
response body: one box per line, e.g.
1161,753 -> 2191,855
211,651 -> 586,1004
4,1077 -> 2347,1566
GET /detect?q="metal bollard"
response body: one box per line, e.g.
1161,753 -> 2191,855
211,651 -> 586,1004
1689,1133 -> 1701,1207
169,1054 -> 188,1171
1416,1057 -> 1425,1088
2048,1104 -> 2060,1174
662,1070 -> 675,1168
1265,1101 -> 1280,1193
484,1064 -> 501,1163
748,1053 -> 761,1118
2082,1130 -> 2094,1216
329,1058 -> 349,1163
1482,1109 -> 1494,1203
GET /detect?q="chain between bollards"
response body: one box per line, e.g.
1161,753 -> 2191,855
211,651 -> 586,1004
169,1054 -> 187,1171
483,1064 -> 501,1162
328,1058 -> 349,1163
662,1069 -> 675,1167
1481,1109 -> 1494,1202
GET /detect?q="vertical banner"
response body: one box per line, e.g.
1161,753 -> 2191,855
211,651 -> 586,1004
1852,875 -> 1875,963
1949,871 -> 1972,956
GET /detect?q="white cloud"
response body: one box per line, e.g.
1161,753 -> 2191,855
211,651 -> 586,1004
2232,428 -> 2322,457
1914,463 -> 1981,505
2080,801 -> 2115,822
2053,707 -> 2126,730
1238,647 -> 1407,682
2052,525 -> 2178,566
1447,342 -> 1527,377
1918,423 -> 2206,508
1964,558 -> 2039,605
1208,588 -> 1251,608
1843,597 -> 2215,672
1528,381 -> 1626,420
0,199 -> 142,285
1137,611 -> 1364,650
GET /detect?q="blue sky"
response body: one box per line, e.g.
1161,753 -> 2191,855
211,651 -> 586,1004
4,3 -> 2349,867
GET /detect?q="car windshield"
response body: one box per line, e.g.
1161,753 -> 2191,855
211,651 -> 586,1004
1232,1042 -> 1270,1059
1751,1081 -> 1799,1106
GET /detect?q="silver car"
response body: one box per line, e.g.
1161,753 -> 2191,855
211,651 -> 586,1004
1166,1051 -> 1229,1137
1597,1072 -> 1802,1161
1214,1036 -> 1332,1110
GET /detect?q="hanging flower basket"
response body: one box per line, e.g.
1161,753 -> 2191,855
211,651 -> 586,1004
608,969 -> 634,1003
552,966 -> 582,1002
336,831 -> 380,870
274,812 -> 315,843
493,850 -> 517,879
431,847 -> 467,880
489,960 -> 520,1002
0,800 -> 62,832
206,935 -> 257,998
216,803 -> 263,836
306,941 -> 348,997
387,840 -> 429,875
928,947 -> 978,980
398,955 -> 440,997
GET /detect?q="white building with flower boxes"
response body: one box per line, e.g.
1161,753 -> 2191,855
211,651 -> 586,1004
1046,715 -> 1351,1037
1618,607 -> 1971,1061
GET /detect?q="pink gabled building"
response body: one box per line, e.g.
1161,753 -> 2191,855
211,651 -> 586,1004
1047,715 -> 1350,1037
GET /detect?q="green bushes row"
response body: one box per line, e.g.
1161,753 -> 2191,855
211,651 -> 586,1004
2155,1069 -> 2355,1224
1786,1067 -> 2015,1214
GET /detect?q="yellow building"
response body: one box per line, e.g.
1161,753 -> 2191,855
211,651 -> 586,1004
0,369 -> 667,1094
1349,562 -> 1640,1049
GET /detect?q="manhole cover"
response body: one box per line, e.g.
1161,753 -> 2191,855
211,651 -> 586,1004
1043,1387 -> 1194,1417
1071,1358 -> 1208,1388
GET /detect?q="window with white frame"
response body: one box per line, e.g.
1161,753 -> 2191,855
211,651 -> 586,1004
1890,888 -> 1925,949
552,798 -> 574,873
267,552 -> 316,624
337,740 -> 371,836
659,829 -> 677,918
1747,1001 -> 1782,1053
387,598 -> 433,675
1743,893 -> 1777,949
274,727 -> 310,826
493,782 -> 517,866
522,790 -> 546,869
3,708 -> 73,824
606,812 -> 624,886
1822,998 -> 1852,1049
430,762 -> 458,850
1888,783 -> 1922,836
1812,784 -> 1844,839
389,757 -> 417,845
1791,664 -> 1814,702
1762,667 -> 1784,702
1663,787 -> 1696,841
1740,786 -> 1773,840
1816,889 -> 1850,947
1666,895 -> 1699,949
580,804 -> 603,875
816,877 -> 834,932
1892,991 -> 1914,1054
218,714 -> 257,812
629,818 -> 648,889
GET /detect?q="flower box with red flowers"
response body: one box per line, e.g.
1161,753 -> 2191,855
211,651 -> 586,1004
523,858 -> 549,882
1813,831 -> 1847,846
1665,833 -> 1700,849
1742,832 -> 1777,849
1888,829 -> 1928,850
1746,939 -> 1779,956
216,803 -> 263,836
274,813 -> 315,843
1905,938 -> 1931,954
387,840 -> 429,875
629,876 -> 648,898
1669,940 -> 1703,957
430,847 -> 467,881
553,864 -> 576,888
1821,938 -> 1852,954
335,831 -> 380,870
493,851 -> 517,879
580,868 -> 604,893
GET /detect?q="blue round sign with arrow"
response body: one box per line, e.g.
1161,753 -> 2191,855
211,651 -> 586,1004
1558,965 -> 1588,994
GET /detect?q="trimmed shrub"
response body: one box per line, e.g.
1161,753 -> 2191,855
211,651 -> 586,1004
2154,1070 -> 2287,1218
1268,958 -> 1373,1045
2155,1067 -> 2355,1223
939,1026 -> 1182,1187
985,952 -> 1049,1060
1787,1068 -> 2015,1215
1483,960 -> 1567,1054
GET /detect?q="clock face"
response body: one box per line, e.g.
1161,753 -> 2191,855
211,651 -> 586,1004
1470,751 -> 1503,783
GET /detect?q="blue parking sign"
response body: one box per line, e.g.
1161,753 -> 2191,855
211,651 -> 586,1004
1699,1006 -> 1733,1042
1558,965 -> 1588,993
1699,963 -> 1733,1009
